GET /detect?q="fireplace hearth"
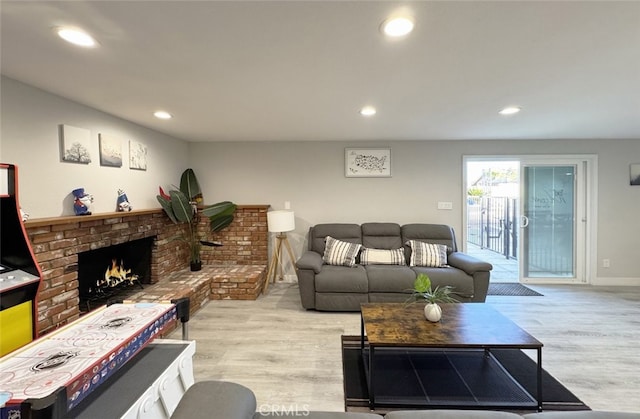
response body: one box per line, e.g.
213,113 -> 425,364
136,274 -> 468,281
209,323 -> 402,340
78,237 -> 155,312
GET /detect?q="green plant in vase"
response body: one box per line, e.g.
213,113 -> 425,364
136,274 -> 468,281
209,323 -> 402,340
408,273 -> 457,322
157,169 -> 236,271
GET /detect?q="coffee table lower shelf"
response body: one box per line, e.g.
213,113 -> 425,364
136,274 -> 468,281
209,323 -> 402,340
362,347 -> 538,410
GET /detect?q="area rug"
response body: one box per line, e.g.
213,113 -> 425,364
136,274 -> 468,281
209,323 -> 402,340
341,335 -> 588,413
488,283 -> 543,296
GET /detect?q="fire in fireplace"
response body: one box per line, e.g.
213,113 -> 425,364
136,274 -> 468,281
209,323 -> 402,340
78,237 -> 155,312
95,258 -> 141,293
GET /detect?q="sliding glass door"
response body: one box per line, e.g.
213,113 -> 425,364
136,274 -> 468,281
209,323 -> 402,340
520,162 -> 586,283
464,155 -> 593,285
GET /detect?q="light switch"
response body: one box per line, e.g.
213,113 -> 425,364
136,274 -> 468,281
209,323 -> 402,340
437,201 -> 453,210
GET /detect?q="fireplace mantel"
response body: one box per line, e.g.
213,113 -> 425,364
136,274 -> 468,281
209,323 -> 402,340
25,205 -> 268,228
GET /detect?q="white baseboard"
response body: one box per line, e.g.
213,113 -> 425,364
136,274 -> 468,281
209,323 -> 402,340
591,277 -> 640,286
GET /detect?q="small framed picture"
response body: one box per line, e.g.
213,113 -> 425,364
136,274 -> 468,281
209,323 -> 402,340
99,134 -> 123,167
60,125 -> 92,164
630,163 -> 640,186
129,140 -> 148,171
345,148 -> 391,177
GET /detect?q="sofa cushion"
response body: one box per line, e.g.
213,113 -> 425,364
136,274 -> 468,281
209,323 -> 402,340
385,410 -> 522,419
523,412 -> 640,419
411,267 -> 475,299
407,240 -> 448,267
361,248 -> 406,265
362,222 -> 403,249
366,265 -> 416,293
402,224 -> 457,251
315,265 -> 368,293
315,292 -> 369,311
310,223 -> 362,254
171,380 -> 257,419
323,236 -> 362,267
257,412 -> 382,418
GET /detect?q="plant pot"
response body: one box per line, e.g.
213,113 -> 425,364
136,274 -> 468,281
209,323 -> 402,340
190,261 -> 202,272
424,303 -> 442,322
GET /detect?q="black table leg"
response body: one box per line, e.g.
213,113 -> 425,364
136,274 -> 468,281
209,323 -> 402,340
360,313 -> 365,351
360,312 -> 375,410
537,348 -> 543,411
369,345 -> 375,410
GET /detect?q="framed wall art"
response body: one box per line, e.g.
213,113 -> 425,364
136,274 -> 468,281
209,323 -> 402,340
630,163 -> 640,186
99,134 -> 123,167
345,148 -> 391,177
129,140 -> 148,171
60,124 -> 92,164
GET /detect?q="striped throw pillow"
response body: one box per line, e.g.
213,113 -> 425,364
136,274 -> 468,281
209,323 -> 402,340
360,248 -> 406,265
323,236 -> 362,267
407,240 -> 448,267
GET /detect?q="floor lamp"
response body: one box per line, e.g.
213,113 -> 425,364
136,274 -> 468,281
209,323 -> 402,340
264,210 -> 296,293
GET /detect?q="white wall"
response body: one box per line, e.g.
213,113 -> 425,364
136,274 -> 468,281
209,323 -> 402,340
189,139 -> 640,284
0,76 -> 189,217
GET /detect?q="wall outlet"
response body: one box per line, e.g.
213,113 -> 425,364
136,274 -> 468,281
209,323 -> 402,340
602,259 -> 610,268
437,201 -> 453,210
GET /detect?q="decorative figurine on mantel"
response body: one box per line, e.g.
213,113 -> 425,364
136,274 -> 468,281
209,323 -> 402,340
72,188 -> 93,216
116,189 -> 132,212
20,207 -> 29,222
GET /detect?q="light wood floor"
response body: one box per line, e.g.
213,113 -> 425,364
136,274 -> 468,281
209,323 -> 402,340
168,282 -> 640,413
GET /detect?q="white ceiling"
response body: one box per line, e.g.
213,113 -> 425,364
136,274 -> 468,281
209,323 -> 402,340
2,1 -> 639,143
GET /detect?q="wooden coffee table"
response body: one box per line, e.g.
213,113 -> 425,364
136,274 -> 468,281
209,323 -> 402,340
360,303 -> 543,411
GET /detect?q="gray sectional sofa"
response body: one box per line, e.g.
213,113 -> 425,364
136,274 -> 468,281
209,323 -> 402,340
170,380 -> 640,419
295,223 -> 493,311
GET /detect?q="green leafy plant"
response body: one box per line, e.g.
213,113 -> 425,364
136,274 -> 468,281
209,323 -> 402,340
407,273 -> 458,304
156,188 -> 203,265
467,187 -> 485,197
180,168 -> 203,205
157,169 -> 236,267
202,201 -> 236,232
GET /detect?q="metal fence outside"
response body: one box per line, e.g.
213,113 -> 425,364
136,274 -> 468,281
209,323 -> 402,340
467,196 -> 518,260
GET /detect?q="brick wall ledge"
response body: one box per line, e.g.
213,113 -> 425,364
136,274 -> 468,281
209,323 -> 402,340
25,205 -> 270,228
118,264 -> 268,317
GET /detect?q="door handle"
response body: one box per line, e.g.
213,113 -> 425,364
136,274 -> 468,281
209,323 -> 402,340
521,215 -> 529,228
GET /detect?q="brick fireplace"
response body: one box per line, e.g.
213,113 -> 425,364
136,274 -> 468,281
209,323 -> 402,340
25,205 -> 268,335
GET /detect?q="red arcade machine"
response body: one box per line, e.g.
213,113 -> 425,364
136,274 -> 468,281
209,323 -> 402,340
0,163 -> 42,356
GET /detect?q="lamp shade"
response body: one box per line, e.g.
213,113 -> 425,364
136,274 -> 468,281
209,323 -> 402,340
267,210 -> 295,233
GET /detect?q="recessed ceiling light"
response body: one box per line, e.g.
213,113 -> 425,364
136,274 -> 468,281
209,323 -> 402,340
381,16 -> 415,37
154,111 -> 173,120
360,106 -> 377,117
498,106 -> 521,115
56,27 -> 97,48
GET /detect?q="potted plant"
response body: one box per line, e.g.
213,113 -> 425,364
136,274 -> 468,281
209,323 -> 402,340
408,273 -> 457,322
157,169 -> 236,271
